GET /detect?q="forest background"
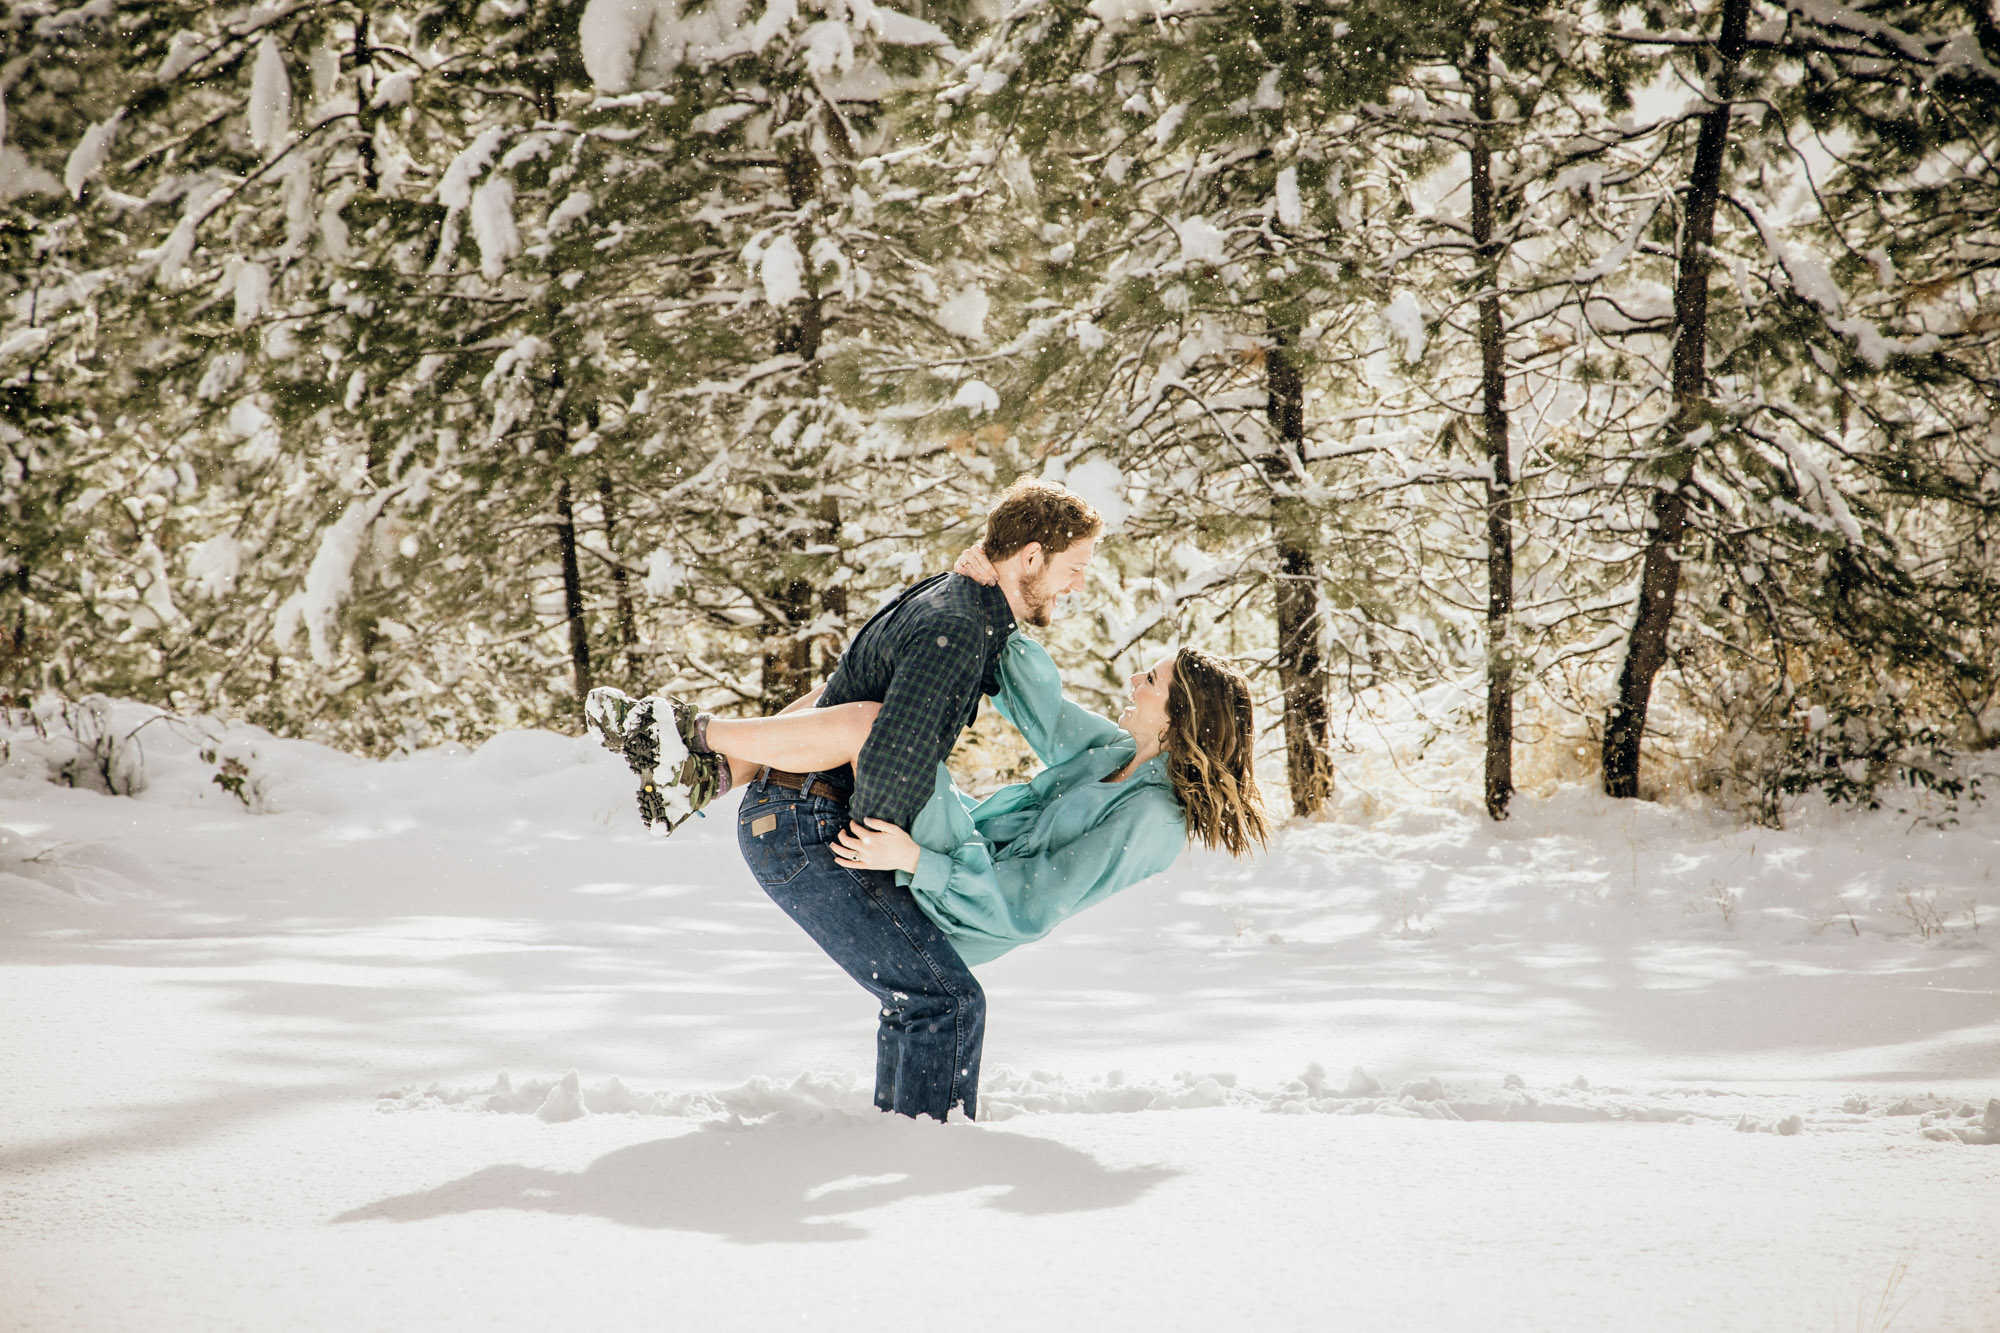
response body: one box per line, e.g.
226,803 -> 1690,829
2,0 -> 1997,825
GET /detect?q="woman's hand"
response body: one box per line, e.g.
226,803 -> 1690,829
952,544 -> 999,586
832,817 -> 922,874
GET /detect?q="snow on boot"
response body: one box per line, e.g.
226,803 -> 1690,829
584,687 -> 640,757
622,694 -> 719,835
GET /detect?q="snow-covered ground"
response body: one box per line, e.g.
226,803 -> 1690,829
3,706 -> 1997,1331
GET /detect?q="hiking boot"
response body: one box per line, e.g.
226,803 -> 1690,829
585,687 -> 720,834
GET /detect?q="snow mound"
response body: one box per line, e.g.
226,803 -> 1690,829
380,1068 -> 873,1123
0,825 -> 162,903
0,700 -> 632,836
378,1065 -> 1997,1142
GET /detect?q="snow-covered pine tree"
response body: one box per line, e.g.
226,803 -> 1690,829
1715,0 -> 2000,802
0,3 -> 183,702
1583,0 -> 1982,807
39,1 -> 624,745
568,0 -> 993,716
1590,0 -> 1760,798
35,0 -> 1012,744
1347,0 -> 1663,817
941,0 -> 1446,814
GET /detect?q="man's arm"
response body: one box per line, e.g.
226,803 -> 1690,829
848,612 -> 987,828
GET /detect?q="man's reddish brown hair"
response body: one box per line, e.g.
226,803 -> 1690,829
983,479 -> 1104,562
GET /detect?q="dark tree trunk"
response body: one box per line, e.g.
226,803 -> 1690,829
816,494 -> 848,675
1469,30 -> 1515,821
757,138 -> 830,714
555,478 -> 592,707
6,562 -> 28,675
597,475 -> 640,681
777,144 -> 825,362
1265,327 -> 1335,817
1602,0 -> 1752,798
760,581 -> 816,715
353,12 -> 377,192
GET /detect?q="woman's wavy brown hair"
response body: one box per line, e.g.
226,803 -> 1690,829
1163,648 -> 1273,857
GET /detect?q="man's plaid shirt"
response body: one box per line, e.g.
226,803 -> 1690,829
817,573 -> 1017,828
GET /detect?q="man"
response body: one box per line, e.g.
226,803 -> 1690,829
594,479 -> 1100,1122
737,479 -> 1099,1122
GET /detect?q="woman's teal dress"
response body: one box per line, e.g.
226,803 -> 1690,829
898,634 -> 1187,965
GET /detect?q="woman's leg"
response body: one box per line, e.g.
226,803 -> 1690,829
706,701 -> 881,781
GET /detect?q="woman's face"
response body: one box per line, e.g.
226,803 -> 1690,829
1119,655 -> 1176,745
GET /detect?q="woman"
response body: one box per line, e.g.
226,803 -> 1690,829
590,551 -> 1271,965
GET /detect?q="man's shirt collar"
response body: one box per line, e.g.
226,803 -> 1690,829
970,577 -> 1017,642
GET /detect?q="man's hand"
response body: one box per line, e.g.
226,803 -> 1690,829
952,544 -> 999,586
832,817 -> 922,874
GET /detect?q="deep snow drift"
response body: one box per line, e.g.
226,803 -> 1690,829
2,702 -> 1996,1331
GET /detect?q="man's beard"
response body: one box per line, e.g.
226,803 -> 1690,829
1021,567 -> 1061,627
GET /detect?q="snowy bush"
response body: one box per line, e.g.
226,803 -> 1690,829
11,696 -> 147,797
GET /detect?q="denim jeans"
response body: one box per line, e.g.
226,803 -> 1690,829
736,775 -> 985,1121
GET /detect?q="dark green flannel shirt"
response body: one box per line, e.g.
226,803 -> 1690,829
817,573 -> 1017,828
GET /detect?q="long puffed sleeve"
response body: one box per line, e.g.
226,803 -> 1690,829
990,635 -> 1129,769
903,782 -> 1185,966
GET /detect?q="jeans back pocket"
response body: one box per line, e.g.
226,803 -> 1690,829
738,798 -> 809,886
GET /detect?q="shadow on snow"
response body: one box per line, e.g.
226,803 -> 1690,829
333,1118 -> 1177,1243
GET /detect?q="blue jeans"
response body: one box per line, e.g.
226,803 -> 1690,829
736,775 -> 984,1121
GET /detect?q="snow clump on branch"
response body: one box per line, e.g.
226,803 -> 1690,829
755,233 -> 805,307
372,71 -> 416,108
232,262 -> 270,327
1173,216 -> 1228,266
1065,457 -> 1131,531
580,0 -> 949,94
440,128 -> 507,211
937,286 -> 990,342
802,21 -> 856,74
155,31 -> 204,82
64,111 -> 121,199
1383,291 -> 1428,363
1276,167 -> 1302,227
471,176 -> 521,278
951,380 -> 999,415
581,0 -> 680,92
248,35 -> 292,156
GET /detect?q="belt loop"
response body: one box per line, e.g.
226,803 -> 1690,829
765,768 -> 847,806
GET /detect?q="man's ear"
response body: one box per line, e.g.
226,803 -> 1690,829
1017,541 -> 1044,574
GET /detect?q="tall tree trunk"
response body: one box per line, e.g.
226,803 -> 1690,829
1469,29 -> 1515,821
1265,327 -> 1335,817
597,475 -> 640,681
6,562 -> 28,678
816,493 -> 848,676
1602,0 -> 1752,797
555,477 -> 593,707
760,580 -> 815,715
758,137 -> 829,714
353,12 -> 377,192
